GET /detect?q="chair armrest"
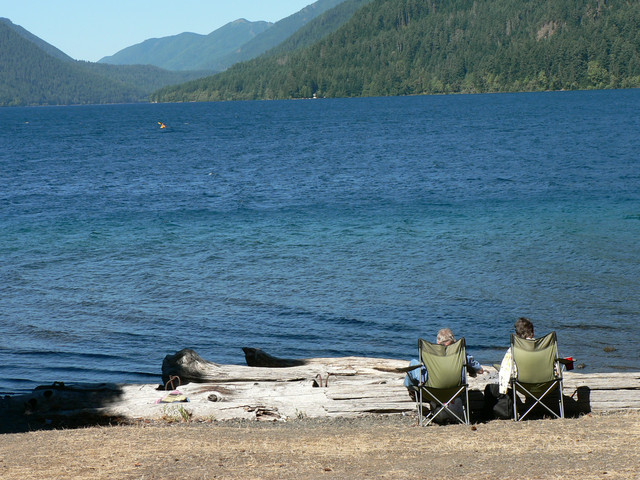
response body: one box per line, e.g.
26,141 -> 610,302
558,357 -> 575,370
396,364 -> 423,373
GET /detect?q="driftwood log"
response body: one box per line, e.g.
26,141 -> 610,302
162,348 -> 640,414
2,348 -> 639,433
161,348 -> 405,386
242,347 -> 307,368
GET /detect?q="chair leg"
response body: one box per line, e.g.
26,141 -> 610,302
420,391 -> 440,427
515,382 -> 564,421
422,388 -> 468,426
559,380 -> 565,418
464,387 -> 470,425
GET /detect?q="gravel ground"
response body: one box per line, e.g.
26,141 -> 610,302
1,411 -> 639,479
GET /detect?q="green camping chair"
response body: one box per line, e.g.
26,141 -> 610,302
510,331 -> 564,421
411,337 -> 470,426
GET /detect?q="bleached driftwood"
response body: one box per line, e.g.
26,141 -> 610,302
1,348 -> 638,432
161,348 -> 405,385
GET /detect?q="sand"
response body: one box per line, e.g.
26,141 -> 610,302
1,411 -> 638,479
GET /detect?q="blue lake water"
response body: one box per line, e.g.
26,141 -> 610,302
1,90 -> 639,395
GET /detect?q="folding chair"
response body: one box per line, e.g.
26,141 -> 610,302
410,337 -> 470,426
510,331 -> 564,421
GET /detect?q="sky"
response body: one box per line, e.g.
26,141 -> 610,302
1,0 -> 316,62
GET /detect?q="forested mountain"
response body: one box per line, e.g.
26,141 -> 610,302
151,0 -> 640,102
98,19 -> 272,71
0,20 -> 141,106
1,17 -> 73,61
80,62 -> 211,94
265,0 -> 374,57
0,19 -> 210,106
215,0 -> 347,70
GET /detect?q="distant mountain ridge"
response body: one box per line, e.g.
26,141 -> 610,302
98,0 -> 347,72
98,19 -> 272,71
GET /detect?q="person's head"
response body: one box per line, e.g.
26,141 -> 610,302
515,317 -> 534,339
436,328 -> 456,346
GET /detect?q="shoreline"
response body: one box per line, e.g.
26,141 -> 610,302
2,351 -> 639,434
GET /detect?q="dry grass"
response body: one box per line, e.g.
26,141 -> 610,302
1,411 -> 638,479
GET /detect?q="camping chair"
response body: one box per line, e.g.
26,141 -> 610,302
410,337 -> 470,426
510,331 -> 564,421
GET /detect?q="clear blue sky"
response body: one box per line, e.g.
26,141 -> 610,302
1,1 -> 315,62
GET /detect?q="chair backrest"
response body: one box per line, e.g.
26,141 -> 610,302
419,337 -> 466,389
511,331 -> 560,384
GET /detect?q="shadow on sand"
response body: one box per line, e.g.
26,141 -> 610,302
0,382 -> 137,434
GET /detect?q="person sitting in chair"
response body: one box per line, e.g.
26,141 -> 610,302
404,327 -> 484,397
498,317 -> 535,394
484,317 -> 535,419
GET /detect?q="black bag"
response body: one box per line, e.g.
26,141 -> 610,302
484,383 -> 514,419
493,393 -> 514,419
429,397 -> 465,425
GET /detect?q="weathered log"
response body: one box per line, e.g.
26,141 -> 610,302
3,349 -> 639,433
162,349 -> 343,386
161,348 -> 408,386
162,348 -> 221,385
242,347 -> 307,368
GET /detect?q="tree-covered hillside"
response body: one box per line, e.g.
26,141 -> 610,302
0,21 -> 142,106
82,63 -> 213,94
265,0 -> 374,57
0,19 -> 210,106
215,0 -> 347,70
151,0 -> 640,102
1,17 -> 73,61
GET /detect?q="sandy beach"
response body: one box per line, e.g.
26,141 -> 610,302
1,411 -> 638,479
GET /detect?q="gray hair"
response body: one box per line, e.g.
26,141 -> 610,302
437,328 -> 456,345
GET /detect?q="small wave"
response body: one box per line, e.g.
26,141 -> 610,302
326,316 -> 374,327
0,378 -> 36,395
21,350 -> 123,361
466,344 -> 511,351
38,365 -> 148,377
270,332 -> 324,342
555,323 -> 623,331
20,324 -> 81,342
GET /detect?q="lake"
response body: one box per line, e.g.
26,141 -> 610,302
1,90 -> 639,395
